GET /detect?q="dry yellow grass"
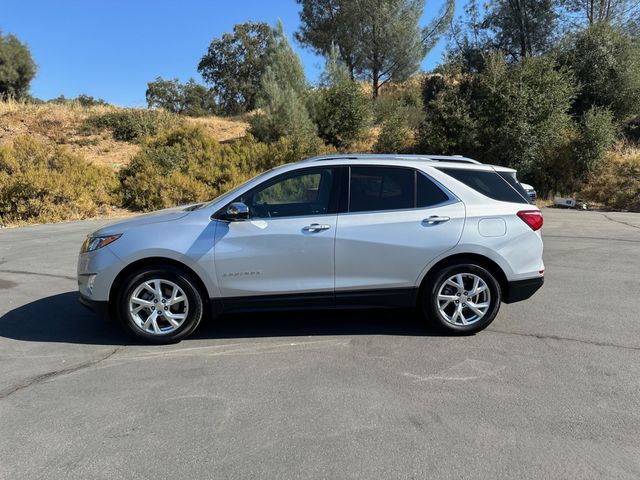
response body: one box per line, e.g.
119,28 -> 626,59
186,114 -> 249,143
0,99 -> 249,170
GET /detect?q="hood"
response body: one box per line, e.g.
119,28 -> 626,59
92,203 -> 200,235
520,183 -> 534,191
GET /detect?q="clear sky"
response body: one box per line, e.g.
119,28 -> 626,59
2,0 -> 458,106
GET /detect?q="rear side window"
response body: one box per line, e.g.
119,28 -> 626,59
349,167 -> 414,212
417,172 -> 450,207
437,168 -> 529,204
497,172 -> 534,205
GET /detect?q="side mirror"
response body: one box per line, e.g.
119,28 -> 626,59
222,202 -> 249,221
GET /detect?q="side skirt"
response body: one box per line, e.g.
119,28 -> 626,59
212,287 -> 419,315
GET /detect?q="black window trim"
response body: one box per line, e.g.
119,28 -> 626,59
342,164 -> 459,215
214,165 -> 346,221
436,166 -> 530,205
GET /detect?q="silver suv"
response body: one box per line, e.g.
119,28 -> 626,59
78,154 -> 544,343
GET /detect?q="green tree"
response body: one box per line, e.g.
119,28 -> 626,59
198,22 -> 271,114
483,0 -> 558,60
562,0 -> 640,31
557,23 -> 640,124
296,0 -> 454,97
473,54 -> 577,186
312,45 -> 371,148
421,55 -> 577,189
417,73 -> 479,154
0,32 -> 37,99
249,22 -> 319,150
146,77 -> 217,116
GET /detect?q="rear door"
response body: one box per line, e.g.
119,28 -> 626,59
334,166 -> 465,302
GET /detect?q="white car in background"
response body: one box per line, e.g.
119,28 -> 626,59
78,154 -> 544,343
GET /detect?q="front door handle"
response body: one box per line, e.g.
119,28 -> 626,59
423,215 -> 450,225
302,223 -> 331,232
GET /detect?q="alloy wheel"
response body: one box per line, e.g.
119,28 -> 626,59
128,279 -> 189,335
436,273 -> 491,326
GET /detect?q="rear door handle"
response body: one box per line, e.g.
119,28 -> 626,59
423,215 -> 450,225
302,223 -> 331,232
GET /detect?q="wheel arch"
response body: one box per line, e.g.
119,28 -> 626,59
417,253 -> 509,305
108,257 -> 210,317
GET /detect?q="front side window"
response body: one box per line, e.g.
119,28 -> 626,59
237,168 -> 337,218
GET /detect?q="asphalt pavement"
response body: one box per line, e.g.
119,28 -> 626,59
0,208 -> 639,479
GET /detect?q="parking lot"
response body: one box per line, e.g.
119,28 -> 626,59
1,208 -> 639,479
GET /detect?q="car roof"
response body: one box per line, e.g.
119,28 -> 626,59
299,153 -> 516,172
302,153 -> 482,165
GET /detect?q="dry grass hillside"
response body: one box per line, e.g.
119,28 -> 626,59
0,100 -> 249,170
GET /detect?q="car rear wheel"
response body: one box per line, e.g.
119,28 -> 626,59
117,265 -> 204,344
423,263 -> 501,334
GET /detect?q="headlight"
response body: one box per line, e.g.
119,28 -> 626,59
81,234 -> 122,253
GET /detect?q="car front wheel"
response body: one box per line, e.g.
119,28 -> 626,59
423,263 -> 501,334
117,265 -> 204,344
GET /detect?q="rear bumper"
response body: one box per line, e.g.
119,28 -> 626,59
504,277 -> 544,303
79,294 -> 111,320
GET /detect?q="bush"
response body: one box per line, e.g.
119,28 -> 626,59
375,78 -> 424,129
573,106 -> 617,176
0,137 -> 118,225
312,51 -> 371,149
417,79 -> 478,155
84,109 -> 180,142
119,125 -> 314,211
48,94 -> 109,107
375,107 -> 413,153
581,150 -> 640,212
557,24 -> 640,124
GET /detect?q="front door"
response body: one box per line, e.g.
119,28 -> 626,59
213,166 -> 343,308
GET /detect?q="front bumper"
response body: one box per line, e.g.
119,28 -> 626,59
503,276 -> 544,303
79,294 -> 111,321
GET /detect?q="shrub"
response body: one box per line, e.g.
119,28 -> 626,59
119,126 -> 313,211
375,77 -> 424,129
84,109 -> 180,142
311,46 -> 372,149
417,81 -> 478,155
573,106 -> 617,176
48,94 -> 109,107
375,107 -> 413,153
581,149 -> 640,212
0,137 -> 118,225
557,24 -> 640,124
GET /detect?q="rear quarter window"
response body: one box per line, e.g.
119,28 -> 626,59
437,168 -> 530,204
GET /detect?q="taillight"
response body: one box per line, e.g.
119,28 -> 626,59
517,210 -> 543,231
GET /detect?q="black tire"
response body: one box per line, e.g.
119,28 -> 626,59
116,265 -> 204,344
422,263 -> 502,335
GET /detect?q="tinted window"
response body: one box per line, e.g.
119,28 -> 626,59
497,172 -> 534,204
437,168 -> 529,204
417,172 -> 450,207
349,167 -> 414,212
238,168 -> 337,218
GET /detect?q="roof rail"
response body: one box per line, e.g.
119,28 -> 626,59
302,153 -> 481,164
